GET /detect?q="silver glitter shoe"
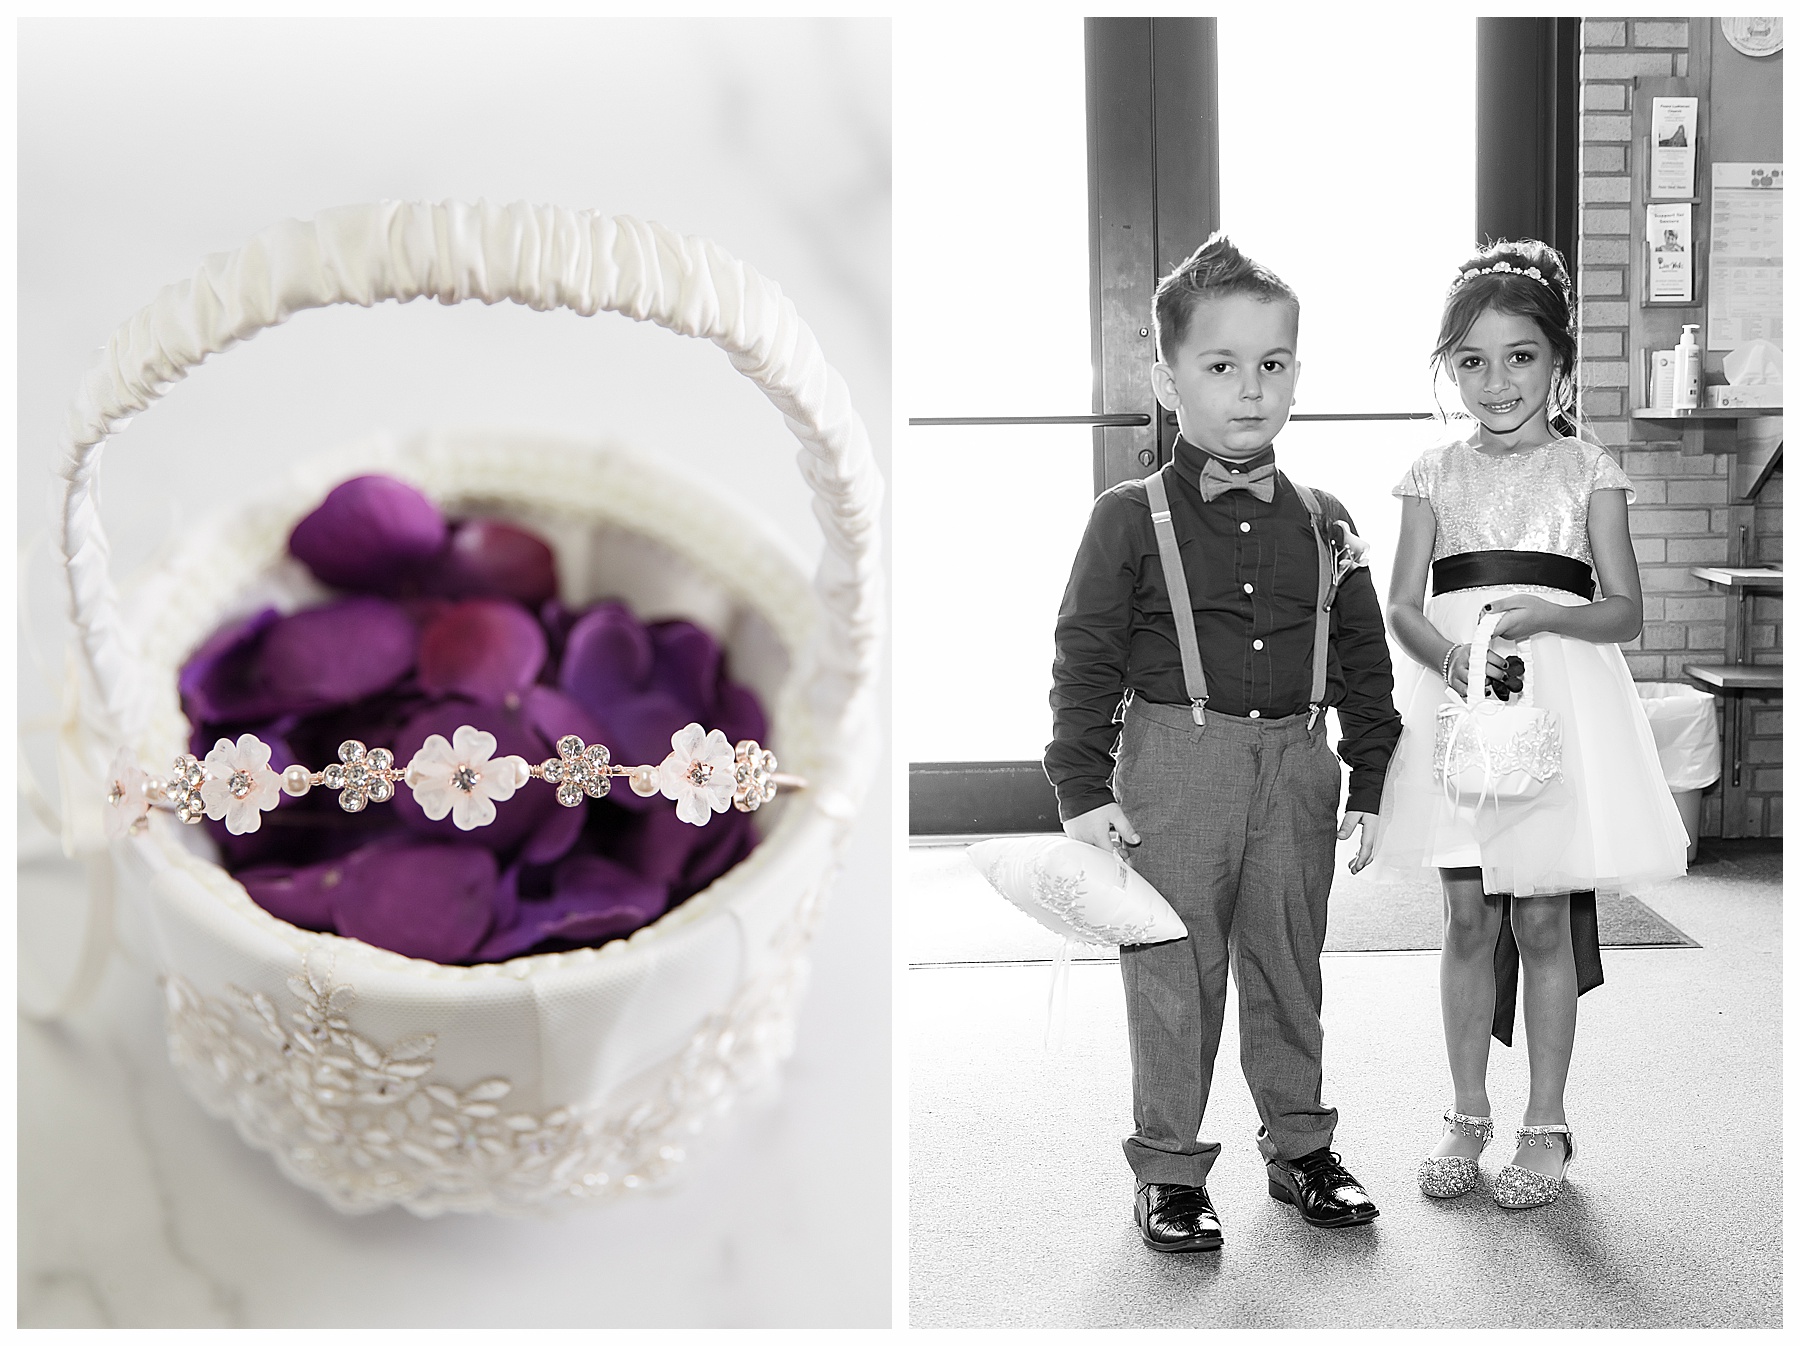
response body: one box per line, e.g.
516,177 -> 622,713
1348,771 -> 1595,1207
1493,1124 -> 1576,1209
1416,1109 -> 1494,1198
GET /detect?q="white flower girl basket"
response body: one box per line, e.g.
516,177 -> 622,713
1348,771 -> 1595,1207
1433,612 -> 1562,806
55,201 -> 882,1216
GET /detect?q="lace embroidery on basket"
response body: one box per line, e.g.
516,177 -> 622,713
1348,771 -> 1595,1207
1028,859 -> 1160,946
162,878 -> 826,1217
1432,712 -> 1564,785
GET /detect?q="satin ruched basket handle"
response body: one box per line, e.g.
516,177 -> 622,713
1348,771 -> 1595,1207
1464,609 -> 1535,711
57,201 -> 884,771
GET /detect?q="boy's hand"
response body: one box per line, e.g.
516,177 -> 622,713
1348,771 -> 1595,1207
1338,810 -> 1377,874
1063,802 -> 1139,851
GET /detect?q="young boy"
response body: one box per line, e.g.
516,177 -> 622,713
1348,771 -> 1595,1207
1045,234 -> 1402,1253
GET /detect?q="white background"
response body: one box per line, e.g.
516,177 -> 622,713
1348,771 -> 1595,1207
18,17 -> 892,1328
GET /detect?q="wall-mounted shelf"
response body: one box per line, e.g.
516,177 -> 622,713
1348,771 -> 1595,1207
1629,406 -> 1783,460
1689,566 -> 1783,590
1684,662 -> 1783,691
1632,406 -> 1784,421
1686,555 -> 1783,820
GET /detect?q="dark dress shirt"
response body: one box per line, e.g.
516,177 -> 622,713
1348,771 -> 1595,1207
1045,437 -> 1402,820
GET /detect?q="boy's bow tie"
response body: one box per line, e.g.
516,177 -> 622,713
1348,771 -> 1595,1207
1198,457 -> 1276,503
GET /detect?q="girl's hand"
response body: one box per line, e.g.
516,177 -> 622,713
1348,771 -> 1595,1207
1447,643 -> 1510,696
1482,594 -> 1562,641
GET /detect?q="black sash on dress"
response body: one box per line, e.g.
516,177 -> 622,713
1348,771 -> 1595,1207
1432,550 -> 1596,600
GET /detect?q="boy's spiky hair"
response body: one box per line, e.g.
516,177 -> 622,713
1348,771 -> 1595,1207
1153,232 -> 1300,362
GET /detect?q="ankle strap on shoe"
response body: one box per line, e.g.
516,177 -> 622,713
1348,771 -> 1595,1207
1516,1123 -> 1572,1150
1444,1110 -> 1494,1138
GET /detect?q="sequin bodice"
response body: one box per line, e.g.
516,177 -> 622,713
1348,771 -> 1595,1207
1393,435 -> 1635,566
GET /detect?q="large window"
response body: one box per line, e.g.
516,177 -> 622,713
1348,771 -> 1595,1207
895,21 -> 1093,765
1216,14 -> 1476,606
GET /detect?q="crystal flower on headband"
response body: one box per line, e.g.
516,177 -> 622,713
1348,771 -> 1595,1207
405,725 -> 532,831
200,734 -> 284,835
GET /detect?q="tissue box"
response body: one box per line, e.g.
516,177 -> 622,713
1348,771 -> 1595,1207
1706,385 -> 1783,409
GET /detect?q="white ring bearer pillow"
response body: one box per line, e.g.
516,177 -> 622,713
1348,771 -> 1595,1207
966,835 -> 1187,948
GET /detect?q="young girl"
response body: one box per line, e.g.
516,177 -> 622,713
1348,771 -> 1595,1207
1374,239 -> 1689,1210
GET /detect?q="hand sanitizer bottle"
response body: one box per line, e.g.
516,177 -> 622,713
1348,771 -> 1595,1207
1674,324 -> 1702,409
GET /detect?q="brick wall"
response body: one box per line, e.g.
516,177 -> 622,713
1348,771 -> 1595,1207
1579,18 -> 1782,839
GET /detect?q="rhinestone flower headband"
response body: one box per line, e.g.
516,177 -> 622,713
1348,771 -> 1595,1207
1450,260 -> 1555,293
103,722 -> 802,839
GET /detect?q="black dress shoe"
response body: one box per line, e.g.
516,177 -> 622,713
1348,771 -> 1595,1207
1134,1181 -> 1224,1252
1266,1148 -> 1380,1228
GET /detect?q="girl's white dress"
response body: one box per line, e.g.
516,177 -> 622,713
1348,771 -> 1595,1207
1372,433 -> 1690,897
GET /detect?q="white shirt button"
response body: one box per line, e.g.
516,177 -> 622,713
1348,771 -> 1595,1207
1248,709 -> 1261,719
1239,522 -> 1251,533
1242,582 -> 1254,594
1253,639 -> 1264,650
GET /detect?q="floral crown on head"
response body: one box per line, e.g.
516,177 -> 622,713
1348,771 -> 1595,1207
1449,259 -> 1559,295
103,721 -> 803,841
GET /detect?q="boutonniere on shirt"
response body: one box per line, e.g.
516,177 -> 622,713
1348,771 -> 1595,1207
1325,522 -> 1371,608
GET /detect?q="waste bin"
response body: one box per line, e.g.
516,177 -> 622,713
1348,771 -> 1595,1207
1637,682 -> 1723,861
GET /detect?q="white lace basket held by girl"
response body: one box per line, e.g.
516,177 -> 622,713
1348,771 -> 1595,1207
1374,430 -> 1687,898
56,202 -> 882,1216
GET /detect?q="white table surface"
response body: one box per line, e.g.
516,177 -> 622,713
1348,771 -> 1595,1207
18,17 -> 893,1329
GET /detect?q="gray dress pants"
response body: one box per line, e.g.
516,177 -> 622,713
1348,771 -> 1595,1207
1112,696 -> 1342,1186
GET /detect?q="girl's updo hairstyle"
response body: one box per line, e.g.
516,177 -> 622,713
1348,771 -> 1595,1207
1432,238 -> 1580,438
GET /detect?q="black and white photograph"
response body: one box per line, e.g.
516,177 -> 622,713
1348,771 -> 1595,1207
18,17 -> 890,1329
900,15 -> 1781,1330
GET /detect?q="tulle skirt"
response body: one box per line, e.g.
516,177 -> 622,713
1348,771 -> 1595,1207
1371,587 -> 1690,897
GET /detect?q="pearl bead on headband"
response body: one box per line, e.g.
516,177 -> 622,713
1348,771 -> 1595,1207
103,722 -> 804,838
1449,259 -> 1557,294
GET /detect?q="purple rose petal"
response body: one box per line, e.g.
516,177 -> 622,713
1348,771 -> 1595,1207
288,475 -> 448,592
472,853 -> 668,963
518,797 -> 586,865
677,806 -> 759,898
605,692 -> 700,773
604,805 -> 712,888
330,843 -> 498,963
520,685 -> 602,751
491,864 -> 522,936
538,598 -> 579,673
417,600 -> 547,703
238,855 -> 353,932
434,519 -> 558,607
390,700 -> 553,851
179,607 -> 284,723
649,621 -> 722,718
711,679 -> 770,750
261,597 -> 417,711
560,602 -> 654,707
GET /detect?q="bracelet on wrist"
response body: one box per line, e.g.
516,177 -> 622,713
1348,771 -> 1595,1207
1440,643 -> 1462,684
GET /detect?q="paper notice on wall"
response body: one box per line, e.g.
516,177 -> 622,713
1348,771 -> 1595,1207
1707,163 -> 1783,349
1646,202 -> 1693,301
1650,97 -> 1698,198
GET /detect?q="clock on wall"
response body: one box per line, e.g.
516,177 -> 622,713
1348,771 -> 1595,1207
1721,17 -> 1783,57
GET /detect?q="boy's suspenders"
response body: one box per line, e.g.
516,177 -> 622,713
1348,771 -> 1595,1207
1144,465 -> 1334,729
